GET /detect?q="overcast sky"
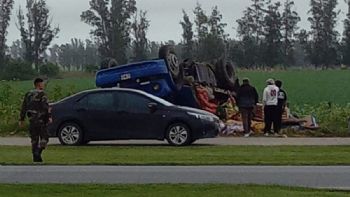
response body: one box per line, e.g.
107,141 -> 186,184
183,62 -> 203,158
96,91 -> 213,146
6,0 -> 348,45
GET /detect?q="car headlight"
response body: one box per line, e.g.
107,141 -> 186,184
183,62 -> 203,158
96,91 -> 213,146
187,112 -> 216,122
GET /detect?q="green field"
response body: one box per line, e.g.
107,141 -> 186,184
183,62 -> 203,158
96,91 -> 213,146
2,145 -> 350,165
238,69 -> 350,106
0,184 -> 349,197
0,70 -> 349,135
1,76 -> 95,96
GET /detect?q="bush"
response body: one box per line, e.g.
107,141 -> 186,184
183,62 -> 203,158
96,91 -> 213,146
0,80 -> 82,135
39,63 -> 60,78
0,83 -> 23,135
293,103 -> 350,135
85,64 -> 99,73
0,60 -> 36,80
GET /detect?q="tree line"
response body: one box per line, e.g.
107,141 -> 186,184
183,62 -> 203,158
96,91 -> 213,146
1,0 -> 350,75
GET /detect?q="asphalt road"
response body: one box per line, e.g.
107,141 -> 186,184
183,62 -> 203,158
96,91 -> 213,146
1,166 -> 350,189
1,137 -> 350,146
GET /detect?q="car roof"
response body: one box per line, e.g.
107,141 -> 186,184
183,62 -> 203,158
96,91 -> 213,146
82,87 -> 144,94
80,88 -> 175,107
56,87 -> 162,104
80,88 -> 151,96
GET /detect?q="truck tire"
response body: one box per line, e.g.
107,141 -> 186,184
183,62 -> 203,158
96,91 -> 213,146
159,45 -> 180,78
100,58 -> 118,70
159,45 -> 184,90
215,58 -> 238,90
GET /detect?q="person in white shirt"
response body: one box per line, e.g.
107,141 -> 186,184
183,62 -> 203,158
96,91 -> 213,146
263,79 -> 279,136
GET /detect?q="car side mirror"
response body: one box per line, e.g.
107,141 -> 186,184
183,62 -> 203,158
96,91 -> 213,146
148,102 -> 158,113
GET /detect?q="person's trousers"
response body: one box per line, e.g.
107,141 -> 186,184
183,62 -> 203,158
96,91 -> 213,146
29,121 -> 49,154
264,105 -> 278,134
240,107 -> 254,134
275,107 -> 284,133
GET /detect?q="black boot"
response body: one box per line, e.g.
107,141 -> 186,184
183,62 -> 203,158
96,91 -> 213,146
32,148 -> 43,163
38,148 -> 44,162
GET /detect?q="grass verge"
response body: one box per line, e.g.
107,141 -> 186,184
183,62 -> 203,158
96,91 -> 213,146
1,145 -> 350,165
0,184 -> 349,197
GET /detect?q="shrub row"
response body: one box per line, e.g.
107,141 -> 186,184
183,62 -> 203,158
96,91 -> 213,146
0,60 -> 61,80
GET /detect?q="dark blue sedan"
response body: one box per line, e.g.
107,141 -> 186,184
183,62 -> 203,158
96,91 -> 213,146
48,88 -> 220,146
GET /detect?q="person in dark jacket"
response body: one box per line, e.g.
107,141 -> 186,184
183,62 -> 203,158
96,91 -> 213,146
275,80 -> 287,134
236,78 -> 259,137
19,78 -> 52,162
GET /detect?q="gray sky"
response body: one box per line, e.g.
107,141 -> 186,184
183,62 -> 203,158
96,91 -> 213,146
6,0 -> 348,45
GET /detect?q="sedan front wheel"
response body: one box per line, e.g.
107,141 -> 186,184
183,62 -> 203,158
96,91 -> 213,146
166,123 -> 192,146
58,122 -> 83,146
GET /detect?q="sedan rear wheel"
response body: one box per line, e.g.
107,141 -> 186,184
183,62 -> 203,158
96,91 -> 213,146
166,123 -> 191,146
58,122 -> 83,146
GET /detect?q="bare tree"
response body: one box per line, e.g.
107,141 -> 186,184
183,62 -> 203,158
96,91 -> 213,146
342,0 -> 350,66
131,10 -> 149,61
308,0 -> 340,68
180,10 -> 194,59
17,0 -> 60,70
281,0 -> 300,66
0,0 -> 14,67
81,0 -> 137,64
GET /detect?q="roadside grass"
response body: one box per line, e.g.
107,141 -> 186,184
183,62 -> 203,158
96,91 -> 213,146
0,184 -> 349,197
1,145 -> 350,165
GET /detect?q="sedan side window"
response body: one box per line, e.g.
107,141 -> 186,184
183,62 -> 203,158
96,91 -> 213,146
87,92 -> 114,111
115,92 -> 152,113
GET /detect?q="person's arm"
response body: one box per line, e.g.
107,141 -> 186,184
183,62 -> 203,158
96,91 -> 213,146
262,88 -> 267,106
236,88 -> 241,106
283,90 -> 288,109
19,93 -> 29,121
42,92 -> 52,123
254,88 -> 259,104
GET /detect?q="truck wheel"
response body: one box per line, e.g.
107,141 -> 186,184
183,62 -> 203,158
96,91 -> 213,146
215,58 -> 238,90
100,58 -> 118,70
159,45 -> 184,90
159,45 -> 180,78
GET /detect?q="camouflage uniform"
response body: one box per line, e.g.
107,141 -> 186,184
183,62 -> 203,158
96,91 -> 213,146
20,89 -> 50,161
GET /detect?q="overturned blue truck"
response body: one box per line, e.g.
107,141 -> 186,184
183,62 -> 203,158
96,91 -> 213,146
95,45 -> 239,112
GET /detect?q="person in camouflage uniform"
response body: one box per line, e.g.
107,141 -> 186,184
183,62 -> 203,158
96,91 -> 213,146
19,78 -> 52,162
